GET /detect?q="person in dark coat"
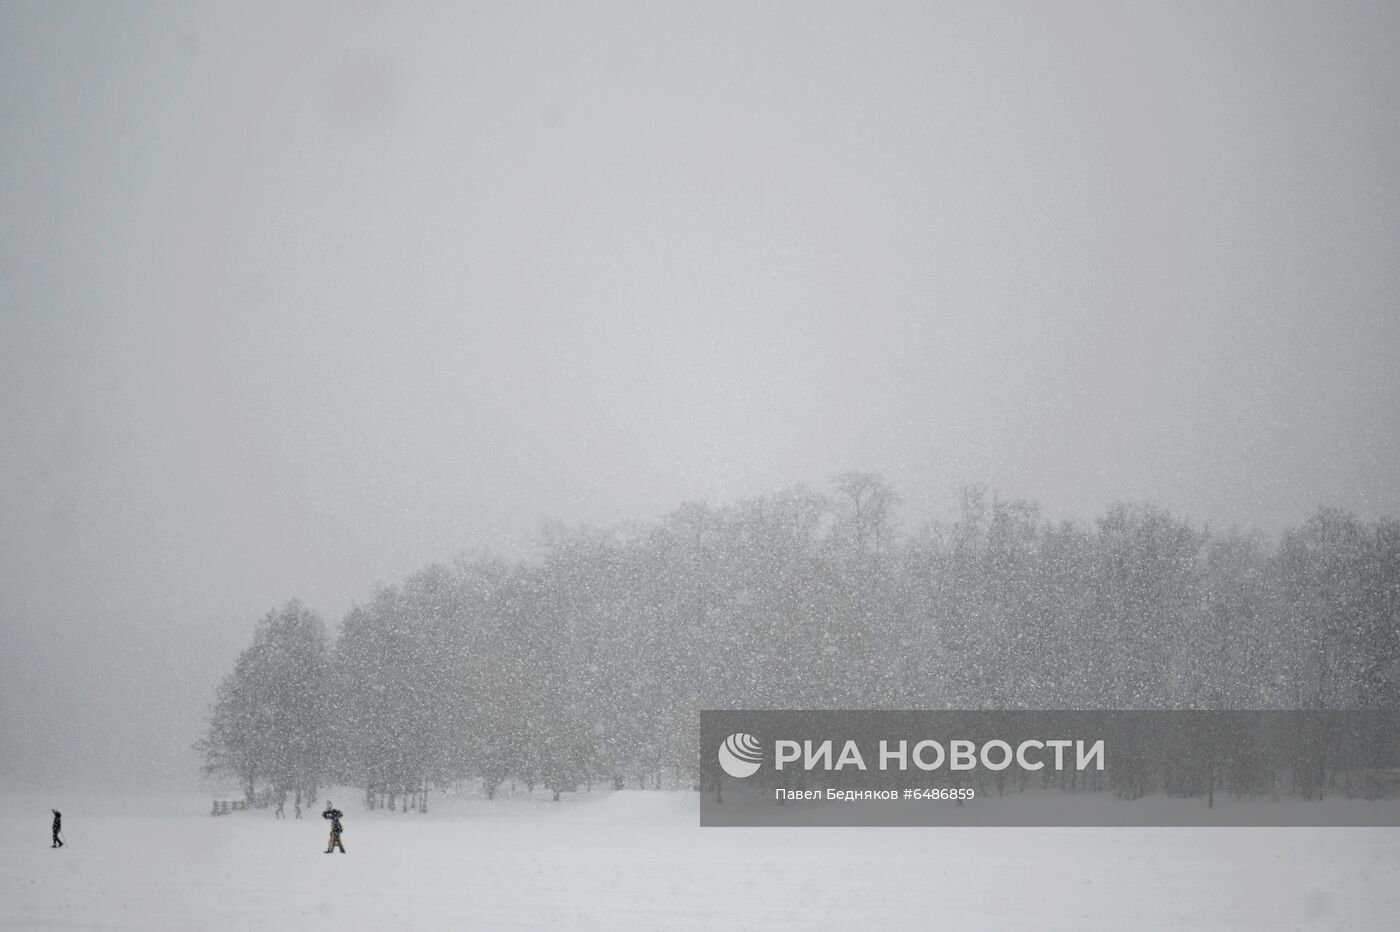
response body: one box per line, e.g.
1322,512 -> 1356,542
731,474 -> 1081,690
51,809 -> 63,848
322,802 -> 345,853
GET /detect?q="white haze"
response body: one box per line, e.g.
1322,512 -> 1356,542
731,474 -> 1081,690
2,1 -> 1398,787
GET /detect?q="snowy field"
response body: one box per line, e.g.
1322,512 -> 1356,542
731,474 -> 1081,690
3,788 -> 1400,930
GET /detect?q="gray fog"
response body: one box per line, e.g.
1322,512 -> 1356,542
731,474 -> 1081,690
2,1 -> 1398,788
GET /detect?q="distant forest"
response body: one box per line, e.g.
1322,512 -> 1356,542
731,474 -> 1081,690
198,474 -> 1400,808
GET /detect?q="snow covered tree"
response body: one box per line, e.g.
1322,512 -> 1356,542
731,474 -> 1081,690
201,477 -> 1400,807
198,600 -> 329,803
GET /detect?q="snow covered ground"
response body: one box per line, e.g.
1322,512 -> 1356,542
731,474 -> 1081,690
3,788 -> 1399,930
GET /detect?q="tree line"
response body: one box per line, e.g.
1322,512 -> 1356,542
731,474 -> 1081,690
198,474 -> 1400,807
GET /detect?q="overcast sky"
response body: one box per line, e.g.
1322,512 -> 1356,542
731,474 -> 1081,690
3,0 -> 1399,787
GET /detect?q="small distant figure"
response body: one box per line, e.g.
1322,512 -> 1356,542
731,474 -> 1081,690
50,809 -> 63,848
294,801 -> 302,819
275,798 -> 285,820
322,802 -> 345,854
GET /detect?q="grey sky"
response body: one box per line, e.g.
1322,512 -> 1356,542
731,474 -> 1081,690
2,1 -> 1398,786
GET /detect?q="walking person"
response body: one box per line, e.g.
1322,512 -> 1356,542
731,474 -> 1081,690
322,802 -> 345,853
275,797 -> 285,819
50,809 -> 63,848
